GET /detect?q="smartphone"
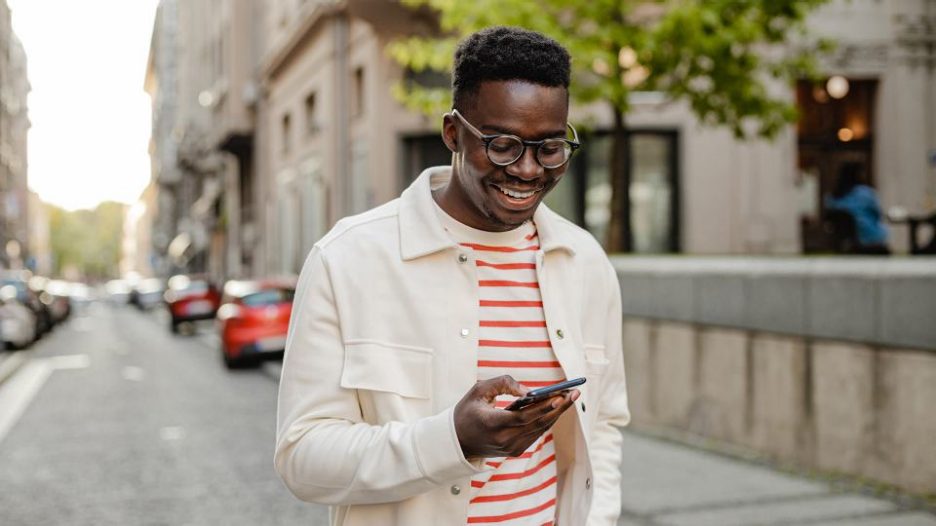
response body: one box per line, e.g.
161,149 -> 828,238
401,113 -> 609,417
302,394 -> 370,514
505,377 -> 586,411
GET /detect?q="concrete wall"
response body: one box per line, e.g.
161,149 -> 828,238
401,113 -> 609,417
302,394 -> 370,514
615,256 -> 936,495
622,319 -> 936,495
613,257 -> 936,351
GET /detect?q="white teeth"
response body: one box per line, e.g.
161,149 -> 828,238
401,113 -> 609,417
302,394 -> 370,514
497,186 -> 537,199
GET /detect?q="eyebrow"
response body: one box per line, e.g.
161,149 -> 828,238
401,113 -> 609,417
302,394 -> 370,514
478,124 -> 569,141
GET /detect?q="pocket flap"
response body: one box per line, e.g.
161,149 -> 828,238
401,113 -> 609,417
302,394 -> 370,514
584,345 -> 609,365
340,340 -> 432,399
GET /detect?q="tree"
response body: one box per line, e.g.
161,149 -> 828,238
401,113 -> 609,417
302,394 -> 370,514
387,0 -> 831,252
47,201 -> 125,279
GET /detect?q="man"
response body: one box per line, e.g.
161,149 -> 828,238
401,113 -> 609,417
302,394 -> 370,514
275,26 -> 629,525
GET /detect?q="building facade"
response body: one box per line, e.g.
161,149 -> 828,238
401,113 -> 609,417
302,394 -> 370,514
256,0 -> 438,276
146,0 -> 264,282
0,0 -> 29,270
146,0 -> 935,280
120,183 -> 158,278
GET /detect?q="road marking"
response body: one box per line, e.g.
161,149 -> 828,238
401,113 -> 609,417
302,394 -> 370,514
0,359 -> 53,444
159,426 -> 186,441
0,354 -> 90,445
121,366 -> 145,381
49,354 -> 91,370
0,352 -> 27,384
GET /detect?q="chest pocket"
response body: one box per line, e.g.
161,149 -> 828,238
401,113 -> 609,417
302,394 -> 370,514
340,340 -> 433,400
584,345 -> 610,376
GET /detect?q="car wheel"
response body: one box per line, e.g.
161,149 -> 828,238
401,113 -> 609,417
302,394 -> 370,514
222,346 -> 259,369
222,348 -> 246,369
170,319 -> 180,333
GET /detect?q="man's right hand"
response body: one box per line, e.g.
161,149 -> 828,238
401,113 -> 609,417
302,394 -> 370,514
454,375 -> 580,460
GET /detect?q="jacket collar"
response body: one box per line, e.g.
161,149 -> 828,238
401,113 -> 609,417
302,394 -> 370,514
399,166 -> 576,261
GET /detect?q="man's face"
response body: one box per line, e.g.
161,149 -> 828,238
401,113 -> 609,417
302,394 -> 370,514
440,80 -> 570,232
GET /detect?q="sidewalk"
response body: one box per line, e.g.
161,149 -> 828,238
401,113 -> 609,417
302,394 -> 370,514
618,430 -> 936,526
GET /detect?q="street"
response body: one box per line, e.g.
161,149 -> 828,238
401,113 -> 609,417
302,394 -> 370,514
0,302 -> 328,525
1,303 -> 934,525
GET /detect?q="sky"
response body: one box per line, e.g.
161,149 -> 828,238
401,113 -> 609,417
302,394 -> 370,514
9,0 -> 160,211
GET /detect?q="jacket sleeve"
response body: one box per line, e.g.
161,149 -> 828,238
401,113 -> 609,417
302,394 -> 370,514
274,246 -> 483,505
588,260 -> 631,526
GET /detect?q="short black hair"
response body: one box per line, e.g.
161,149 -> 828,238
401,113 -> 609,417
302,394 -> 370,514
452,26 -> 571,112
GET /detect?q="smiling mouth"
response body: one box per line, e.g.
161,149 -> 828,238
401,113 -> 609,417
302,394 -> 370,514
493,184 -> 541,200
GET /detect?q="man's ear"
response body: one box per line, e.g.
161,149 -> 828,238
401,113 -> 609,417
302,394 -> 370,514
441,113 -> 458,153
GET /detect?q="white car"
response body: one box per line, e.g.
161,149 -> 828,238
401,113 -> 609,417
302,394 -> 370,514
105,279 -> 132,305
0,285 -> 37,349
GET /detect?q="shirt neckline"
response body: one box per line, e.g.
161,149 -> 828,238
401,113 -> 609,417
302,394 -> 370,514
430,193 -> 536,246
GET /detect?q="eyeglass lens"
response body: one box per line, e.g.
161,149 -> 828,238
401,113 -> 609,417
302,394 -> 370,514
487,136 -> 572,169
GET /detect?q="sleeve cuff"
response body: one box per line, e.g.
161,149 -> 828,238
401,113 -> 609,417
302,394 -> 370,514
412,406 -> 486,483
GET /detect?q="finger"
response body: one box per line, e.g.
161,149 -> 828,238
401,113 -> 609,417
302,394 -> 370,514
525,391 -> 578,428
514,394 -> 564,423
481,375 -> 529,401
514,388 -> 579,422
550,389 -> 580,409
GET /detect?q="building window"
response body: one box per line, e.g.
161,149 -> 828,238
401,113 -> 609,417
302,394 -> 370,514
796,78 -> 878,253
304,92 -> 318,135
351,67 -> 364,118
629,134 -> 678,253
281,113 -> 291,153
400,134 -> 452,187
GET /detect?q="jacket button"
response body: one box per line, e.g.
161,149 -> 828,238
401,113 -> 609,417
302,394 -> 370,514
457,253 -> 468,263
460,328 -> 470,338
581,402 -> 586,412
585,478 -> 591,490
450,485 -> 461,495
556,329 -> 564,339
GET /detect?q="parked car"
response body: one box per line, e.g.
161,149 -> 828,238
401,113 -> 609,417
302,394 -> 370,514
44,280 -> 73,323
0,284 -> 37,350
217,278 -> 296,368
164,275 -> 221,333
105,279 -> 133,305
2,271 -> 53,339
130,278 -> 165,310
27,276 -> 55,336
67,282 -> 93,312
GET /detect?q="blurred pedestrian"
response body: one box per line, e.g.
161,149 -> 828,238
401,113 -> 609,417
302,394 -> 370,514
825,162 -> 890,254
275,26 -> 629,525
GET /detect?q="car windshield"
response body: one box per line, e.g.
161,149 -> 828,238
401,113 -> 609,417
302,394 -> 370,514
241,288 -> 295,307
168,275 -> 209,293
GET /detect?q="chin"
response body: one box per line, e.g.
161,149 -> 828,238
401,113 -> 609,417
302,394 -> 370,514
494,209 -> 536,229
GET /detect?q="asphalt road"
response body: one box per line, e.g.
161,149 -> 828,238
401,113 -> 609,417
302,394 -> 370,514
1,302 -> 933,525
0,302 -> 328,525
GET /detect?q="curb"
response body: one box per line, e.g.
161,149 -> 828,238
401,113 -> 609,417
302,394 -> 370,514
0,352 -> 28,387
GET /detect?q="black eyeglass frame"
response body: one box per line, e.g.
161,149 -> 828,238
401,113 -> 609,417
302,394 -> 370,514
450,109 -> 581,169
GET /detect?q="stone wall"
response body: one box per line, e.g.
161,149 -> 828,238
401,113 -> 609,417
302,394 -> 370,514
613,257 -> 936,495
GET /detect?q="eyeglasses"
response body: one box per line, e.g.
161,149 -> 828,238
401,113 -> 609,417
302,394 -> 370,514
451,109 -> 580,169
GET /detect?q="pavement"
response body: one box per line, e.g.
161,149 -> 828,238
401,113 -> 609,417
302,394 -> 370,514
617,432 -> 936,525
0,302 -> 934,525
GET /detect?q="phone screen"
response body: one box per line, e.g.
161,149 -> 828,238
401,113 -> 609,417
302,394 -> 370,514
505,377 -> 586,411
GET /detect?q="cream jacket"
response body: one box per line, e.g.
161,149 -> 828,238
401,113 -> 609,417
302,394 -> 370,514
275,167 -> 630,525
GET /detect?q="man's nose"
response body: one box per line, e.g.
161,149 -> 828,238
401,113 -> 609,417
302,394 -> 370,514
508,144 -> 544,181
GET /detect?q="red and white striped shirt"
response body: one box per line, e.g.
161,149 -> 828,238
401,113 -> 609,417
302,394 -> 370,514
435,204 -> 563,526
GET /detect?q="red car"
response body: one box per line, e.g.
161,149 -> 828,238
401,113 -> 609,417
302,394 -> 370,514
216,279 -> 295,368
164,275 -> 221,333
